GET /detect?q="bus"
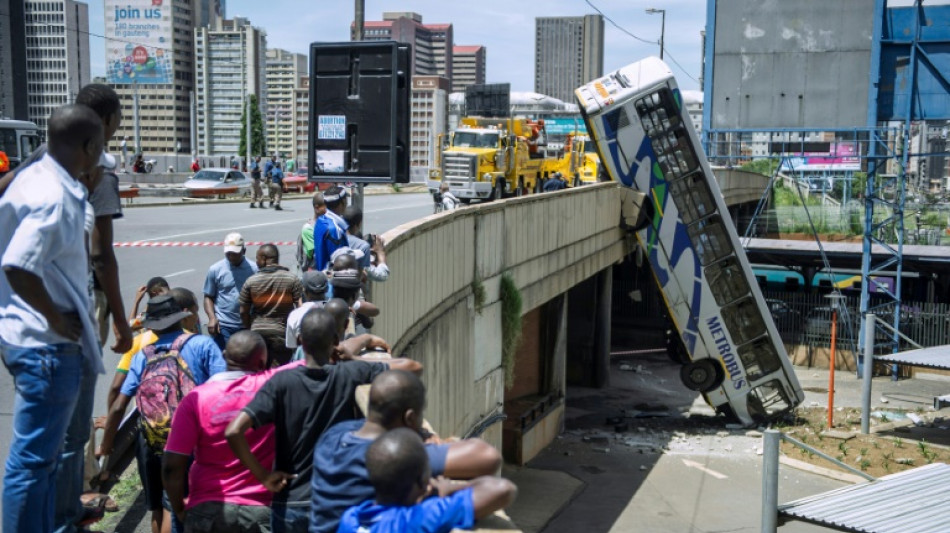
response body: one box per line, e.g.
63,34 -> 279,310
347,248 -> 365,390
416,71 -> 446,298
0,119 -> 41,171
575,57 -> 805,426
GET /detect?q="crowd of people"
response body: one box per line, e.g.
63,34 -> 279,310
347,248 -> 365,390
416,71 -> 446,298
0,83 -> 517,533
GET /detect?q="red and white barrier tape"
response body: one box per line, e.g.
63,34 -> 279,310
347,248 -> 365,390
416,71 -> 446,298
114,241 -> 296,248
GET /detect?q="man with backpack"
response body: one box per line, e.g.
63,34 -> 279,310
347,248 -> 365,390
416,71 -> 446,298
97,295 -> 226,533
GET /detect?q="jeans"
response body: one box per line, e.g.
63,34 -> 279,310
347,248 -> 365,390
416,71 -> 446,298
53,358 -> 98,533
212,324 -> 242,351
185,502 -> 271,533
271,503 -> 309,533
2,342 -> 83,533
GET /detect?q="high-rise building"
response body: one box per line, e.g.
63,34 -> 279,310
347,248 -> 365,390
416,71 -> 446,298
265,48 -> 306,160
0,0 -> 28,120
195,16 -> 267,157
24,0 -> 90,136
106,0 -> 217,156
410,76 -> 450,182
359,12 -> 453,80
534,15 -> 604,103
294,74 -> 309,168
451,45 -> 485,93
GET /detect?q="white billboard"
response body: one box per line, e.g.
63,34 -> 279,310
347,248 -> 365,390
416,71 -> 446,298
104,0 -> 173,84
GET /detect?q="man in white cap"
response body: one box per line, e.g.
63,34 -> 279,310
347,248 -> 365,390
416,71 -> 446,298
203,232 -> 258,349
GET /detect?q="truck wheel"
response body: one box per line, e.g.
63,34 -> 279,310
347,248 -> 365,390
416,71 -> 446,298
680,359 -> 724,393
490,180 -> 505,201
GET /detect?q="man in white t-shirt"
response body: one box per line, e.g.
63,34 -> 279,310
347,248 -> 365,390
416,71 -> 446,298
286,271 -> 328,357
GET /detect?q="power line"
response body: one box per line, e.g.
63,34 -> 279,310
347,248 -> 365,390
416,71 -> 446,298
583,0 -> 701,85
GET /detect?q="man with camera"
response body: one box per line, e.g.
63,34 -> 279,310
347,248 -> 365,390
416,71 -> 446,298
342,206 -> 389,283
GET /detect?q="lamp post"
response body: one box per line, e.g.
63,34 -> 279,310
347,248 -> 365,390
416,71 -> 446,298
646,8 -> 666,60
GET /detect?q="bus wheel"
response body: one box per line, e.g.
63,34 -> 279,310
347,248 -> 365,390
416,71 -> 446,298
490,180 -> 505,201
680,359 -> 724,392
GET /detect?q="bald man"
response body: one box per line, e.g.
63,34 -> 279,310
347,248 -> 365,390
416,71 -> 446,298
226,309 -> 421,533
239,244 -> 303,367
164,330 -> 300,532
0,104 -> 105,533
311,370 -> 502,533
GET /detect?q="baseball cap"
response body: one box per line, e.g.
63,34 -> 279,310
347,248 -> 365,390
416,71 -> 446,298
330,268 -> 362,289
302,271 -> 329,294
141,294 -> 192,331
99,151 -> 116,170
223,232 -> 245,254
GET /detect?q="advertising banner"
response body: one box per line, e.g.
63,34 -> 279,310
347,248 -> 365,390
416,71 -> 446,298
104,0 -> 173,84
544,117 -> 588,136
780,143 -> 862,171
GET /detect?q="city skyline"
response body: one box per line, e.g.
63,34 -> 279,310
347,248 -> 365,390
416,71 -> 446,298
85,0 -> 707,95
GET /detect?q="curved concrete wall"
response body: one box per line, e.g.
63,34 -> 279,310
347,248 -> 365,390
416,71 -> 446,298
372,183 -> 632,445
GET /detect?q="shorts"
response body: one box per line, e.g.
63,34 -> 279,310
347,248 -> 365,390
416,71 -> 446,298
135,433 -> 165,511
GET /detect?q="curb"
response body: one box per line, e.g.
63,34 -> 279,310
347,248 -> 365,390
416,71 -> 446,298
122,185 -> 429,208
779,455 -> 867,484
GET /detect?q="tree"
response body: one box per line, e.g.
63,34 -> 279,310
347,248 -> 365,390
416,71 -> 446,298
239,94 -> 266,159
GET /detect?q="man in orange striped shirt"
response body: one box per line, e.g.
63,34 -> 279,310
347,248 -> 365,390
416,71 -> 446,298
239,244 -> 303,367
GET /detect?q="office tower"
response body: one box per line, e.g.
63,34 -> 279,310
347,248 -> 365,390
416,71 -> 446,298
265,48 -> 307,159
24,0 -> 90,136
0,0 -> 28,120
359,12 -> 453,80
410,76 -> 450,182
452,45 -> 486,94
195,16 -> 267,156
294,74 -> 309,168
534,15 -> 604,103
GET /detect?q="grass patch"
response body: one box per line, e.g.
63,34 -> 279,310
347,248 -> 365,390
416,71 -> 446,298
471,277 -> 486,314
499,272 -> 523,390
96,470 -> 143,531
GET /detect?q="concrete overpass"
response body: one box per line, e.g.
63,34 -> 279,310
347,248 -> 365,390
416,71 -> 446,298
372,183 -> 638,464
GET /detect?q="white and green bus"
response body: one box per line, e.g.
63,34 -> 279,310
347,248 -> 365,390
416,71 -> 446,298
576,57 -> 805,426
0,119 -> 41,171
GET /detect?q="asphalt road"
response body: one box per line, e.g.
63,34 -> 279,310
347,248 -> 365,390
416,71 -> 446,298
0,192 -> 434,495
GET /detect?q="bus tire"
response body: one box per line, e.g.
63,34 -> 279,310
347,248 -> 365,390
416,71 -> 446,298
680,359 -> 724,392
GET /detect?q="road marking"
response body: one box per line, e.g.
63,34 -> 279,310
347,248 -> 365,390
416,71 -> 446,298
162,269 -> 195,278
115,241 -> 295,247
132,202 -> 429,243
681,459 -> 728,479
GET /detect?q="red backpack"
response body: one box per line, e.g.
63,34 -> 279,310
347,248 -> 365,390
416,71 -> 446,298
135,333 -> 196,453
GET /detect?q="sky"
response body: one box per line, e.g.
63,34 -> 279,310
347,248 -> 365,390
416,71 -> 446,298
87,0 -> 708,94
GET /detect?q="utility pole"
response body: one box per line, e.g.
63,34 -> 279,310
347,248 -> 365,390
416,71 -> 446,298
352,0 -> 365,211
646,8 -> 666,60
133,80 -> 141,153
246,95 -> 252,169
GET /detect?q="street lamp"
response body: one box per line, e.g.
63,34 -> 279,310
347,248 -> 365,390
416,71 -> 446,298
645,8 -> 666,60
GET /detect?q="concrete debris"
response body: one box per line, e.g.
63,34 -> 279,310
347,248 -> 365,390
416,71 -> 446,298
896,457 -> 915,465
820,430 -> 855,440
880,397 -> 890,404
716,431 -> 730,438
745,430 -> 763,438
907,413 -> 923,426
639,465 -> 647,471
809,401 -> 820,407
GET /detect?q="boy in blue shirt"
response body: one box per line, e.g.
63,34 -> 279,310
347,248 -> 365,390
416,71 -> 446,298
337,428 -> 516,533
310,370 -> 502,533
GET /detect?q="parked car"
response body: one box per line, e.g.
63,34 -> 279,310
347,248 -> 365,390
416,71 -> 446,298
183,168 -> 251,197
282,169 -> 316,193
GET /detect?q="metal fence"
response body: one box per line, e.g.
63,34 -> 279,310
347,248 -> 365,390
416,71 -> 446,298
763,290 -> 950,353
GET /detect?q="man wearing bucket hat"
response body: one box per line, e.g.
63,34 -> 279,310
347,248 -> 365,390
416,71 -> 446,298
311,185 -> 350,272
204,232 -> 258,350
97,295 -> 226,533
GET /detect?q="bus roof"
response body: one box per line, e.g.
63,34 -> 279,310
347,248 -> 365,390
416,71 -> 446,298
0,119 -> 39,130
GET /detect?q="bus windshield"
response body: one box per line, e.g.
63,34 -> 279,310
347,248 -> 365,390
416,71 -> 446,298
20,134 -> 40,157
453,132 -> 499,149
0,128 -> 19,158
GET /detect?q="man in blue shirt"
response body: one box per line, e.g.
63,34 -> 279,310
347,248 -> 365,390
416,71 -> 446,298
97,295 -> 226,533
310,370 -> 502,533
0,105 -> 105,533
203,232 -> 258,349
312,186 -> 349,272
268,162 -> 285,211
249,156 -> 263,208
337,429 -> 517,533
263,155 -> 278,208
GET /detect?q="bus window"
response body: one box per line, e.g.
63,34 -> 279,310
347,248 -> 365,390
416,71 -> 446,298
721,297 -> 767,345
670,171 -> 717,224
21,134 -> 39,158
737,338 -> 782,382
705,257 -> 751,306
0,129 -> 17,159
747,380 -> 792,422
687,215 -> 733,265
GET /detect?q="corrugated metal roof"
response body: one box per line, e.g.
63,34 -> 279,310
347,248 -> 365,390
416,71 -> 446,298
877,345 -> 950,371
779,463 -> 950,533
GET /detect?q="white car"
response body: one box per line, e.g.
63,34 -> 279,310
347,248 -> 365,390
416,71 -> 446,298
183,168 -> 251,196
